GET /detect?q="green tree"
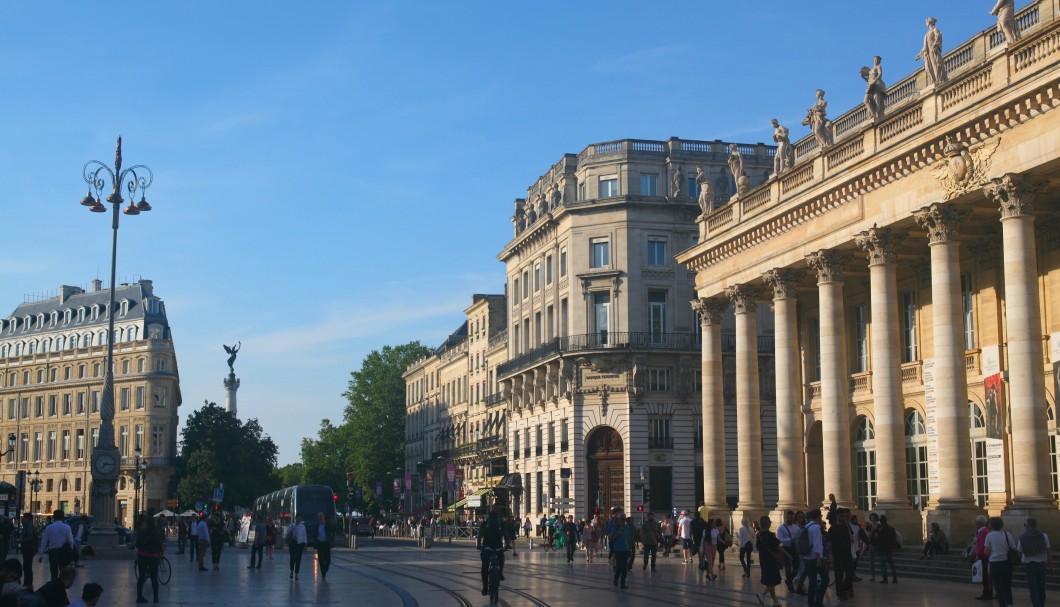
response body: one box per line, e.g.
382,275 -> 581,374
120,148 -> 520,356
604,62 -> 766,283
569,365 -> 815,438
276,462 -> 305,488
171,402 -> 281,508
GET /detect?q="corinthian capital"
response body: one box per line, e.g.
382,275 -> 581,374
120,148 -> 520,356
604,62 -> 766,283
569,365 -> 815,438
854,224 -> 906,265
912,202 -> 970,244
690,298 -> 729,325
762,268 -> 804,300
805,250 -> 850,283
726,284 -> 765,315
982,173 -> 1045,219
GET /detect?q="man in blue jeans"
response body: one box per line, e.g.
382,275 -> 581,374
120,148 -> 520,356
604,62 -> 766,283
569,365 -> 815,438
803,509 -> 829,607
1018,517 -> 1053,607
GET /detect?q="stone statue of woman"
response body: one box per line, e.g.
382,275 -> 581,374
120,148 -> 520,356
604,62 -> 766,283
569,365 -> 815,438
802,89 -> 833,151
771,119 -> 794,177
695,166 -> 713,214
915,17 -> 948,87
990,0 -> 1021,44
861,56 -> 886,122
670,165 -> 684,199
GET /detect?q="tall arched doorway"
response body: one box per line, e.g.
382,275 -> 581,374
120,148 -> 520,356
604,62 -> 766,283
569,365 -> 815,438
586,426 -> 624,512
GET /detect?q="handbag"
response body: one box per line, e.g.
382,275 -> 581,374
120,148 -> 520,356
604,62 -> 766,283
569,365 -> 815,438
1005,532 -> 1020,566
698,557 -> 708,571
971,559 -> 983,583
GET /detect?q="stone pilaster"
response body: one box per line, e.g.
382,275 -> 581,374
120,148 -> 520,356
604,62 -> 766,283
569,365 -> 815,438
727,284 -> 767,522
805,250 -> 854,511
692,297 -> 731,514
854,226 -> 919,537
763,269 -> 807,521
913,203 -> 981,542
983,175 -> 1059,527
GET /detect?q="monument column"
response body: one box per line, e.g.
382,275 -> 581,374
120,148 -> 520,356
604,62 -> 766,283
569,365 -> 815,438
913,203 -> 981,541
854,226 -> 919,537
763,269 -> 807,519
728,284 -> 766,521
692,297 -> 731,515
983,175 -> 1059,526
806,250 -> 854,510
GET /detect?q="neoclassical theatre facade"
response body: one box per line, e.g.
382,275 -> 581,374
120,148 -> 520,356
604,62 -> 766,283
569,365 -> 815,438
679,2 -> 1060,542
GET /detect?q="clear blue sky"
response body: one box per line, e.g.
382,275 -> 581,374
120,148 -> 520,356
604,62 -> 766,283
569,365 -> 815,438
0,1 -> 1005,465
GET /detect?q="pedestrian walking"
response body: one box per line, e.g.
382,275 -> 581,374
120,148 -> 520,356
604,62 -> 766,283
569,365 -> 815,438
580,518 -> 596,562
801,508 -> 828,607
660,515 -> 674,556
756,516 -> 787,607
716,519 -> 732,572
561,515 -> 578,563
677,510 -> 694,564
195,515 -> 209,572
738,518 -> 756,577
176,519 -> 188,555
312,512 -> 335,580
973,514 -> 993,601
828,508 -> 856,600
265,521 -> 276,560
248,515 -> 266,569
135,517 -> 163,604
1018,517 -> 1052,607
286,515 -> 307,579
19,513 -> 38,591
36,511 -> 74,582
608,515 -> 631,589
874,514 -> 898,584
640,512 -> 660,572
776,510 -> 799,592
209,515 -> 227,570
983,516 -> 1015,607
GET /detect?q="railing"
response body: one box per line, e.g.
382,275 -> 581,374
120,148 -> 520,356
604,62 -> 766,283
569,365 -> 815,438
849,372 -> 872,394
807,382 -> 822,401
878,105 -> 924,144
940,67 -> 993,112
901,362 -> 922,384
944,40 -> 975,75
477,435 -> 504,451
884,73 -> 919,108
498,332 -> 701,376
707,204 -> 734,232
648,437 -> 674,450
826,137 -> 864,170
966,350 -> 981,374
483,392 -> 506,408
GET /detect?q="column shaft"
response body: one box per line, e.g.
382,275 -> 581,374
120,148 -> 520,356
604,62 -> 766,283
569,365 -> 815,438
868,261 -> 908,506
695,299 -> 729,512
734,292 -> 764,510
774,294 -> 806,511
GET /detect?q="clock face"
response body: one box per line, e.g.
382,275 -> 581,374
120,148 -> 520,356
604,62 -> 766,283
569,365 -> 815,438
94,454 -> 116,475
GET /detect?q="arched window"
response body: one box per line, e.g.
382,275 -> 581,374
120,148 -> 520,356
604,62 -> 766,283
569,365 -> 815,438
127,326 -> 138,342
905,409 -> 929,510
853,417 -> 877,512
55,336 -> 64,351
27,341 -> 36,355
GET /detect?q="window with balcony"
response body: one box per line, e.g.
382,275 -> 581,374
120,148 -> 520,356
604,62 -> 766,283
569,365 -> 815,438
649,418 -> 673,449
593,292 -> 610,346
905,409 -> 928,510
648,290 -> 667,344
61,431 -> 70,460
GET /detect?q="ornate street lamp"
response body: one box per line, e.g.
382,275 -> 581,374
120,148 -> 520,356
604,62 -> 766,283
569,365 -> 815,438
0,433 -> 14,458
29,471 -> 41,516
80,137 -> 154,531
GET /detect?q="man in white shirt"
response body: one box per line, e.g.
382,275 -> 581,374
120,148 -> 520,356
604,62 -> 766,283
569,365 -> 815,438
1018,517 -> 1053,607
776,510 -> 799,591
677,511 -> 693,564
37,510 -> 75,582
196,515 -> 210,571
803,509 -> 827,607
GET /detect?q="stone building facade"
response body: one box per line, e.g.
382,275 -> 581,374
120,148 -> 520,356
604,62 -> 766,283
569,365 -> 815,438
499,138 -> 774,517
678,2 -> 1060,542
0,279 -> 181,525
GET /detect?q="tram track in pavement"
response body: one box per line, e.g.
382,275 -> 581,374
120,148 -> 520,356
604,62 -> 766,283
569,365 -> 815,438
338,543 -> 767,607
334,548 -> 552,607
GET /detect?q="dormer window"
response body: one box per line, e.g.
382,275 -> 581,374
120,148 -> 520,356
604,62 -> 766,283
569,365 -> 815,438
63,310 -> 71,325
77,308 -> 85,323
36,314 -> 44,328
120,299 -> 129,317
22,317 -> 30,331
91,305 -> 99,321
50,312 -> 58,326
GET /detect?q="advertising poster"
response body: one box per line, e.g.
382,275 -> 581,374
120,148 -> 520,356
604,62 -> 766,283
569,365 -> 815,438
375,481 -> 383,499
446,463 -> 456,491
393,478 -> 400,498
984,373 -> 1004,440
404,473 -> 413,492
426,470 -> 434,493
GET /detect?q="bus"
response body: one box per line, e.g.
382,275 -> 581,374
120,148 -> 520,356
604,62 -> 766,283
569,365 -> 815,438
252,485 -> 337,546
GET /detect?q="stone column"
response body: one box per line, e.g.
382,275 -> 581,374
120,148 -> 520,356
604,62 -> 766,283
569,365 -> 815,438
806,250 -> 854,510
854,226 -> 919,538
763,269 -> 807,520
692,297 -> 730,515
727,284 -> 766,521
983,175 -> 1059,527
913,203 -> 981,541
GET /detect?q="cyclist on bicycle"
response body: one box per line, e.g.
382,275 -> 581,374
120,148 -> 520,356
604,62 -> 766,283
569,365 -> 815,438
477,506 -> 511,596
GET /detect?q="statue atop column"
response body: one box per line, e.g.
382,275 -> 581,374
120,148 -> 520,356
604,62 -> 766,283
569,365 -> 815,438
915,17 -> 948,88
223,342 -> 241,374
803,89 -> 833,151
861,56 -> 886,122
771,119 -> 794,178
990,0 -> 1021,44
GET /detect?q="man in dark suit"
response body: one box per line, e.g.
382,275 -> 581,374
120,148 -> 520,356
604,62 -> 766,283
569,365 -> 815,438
312,512 -> 336,580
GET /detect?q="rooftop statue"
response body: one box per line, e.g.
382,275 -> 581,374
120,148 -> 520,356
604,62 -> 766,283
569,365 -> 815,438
771,119 -> 794,177
727,144 -> 751,197
861,56 -> 886,122
915,17 -> 948,87
990,0 -> 1021,44
223,342 -> 240,374
803,89 -> 834,151
670,164 -> 684,199
695,166 -> 713,214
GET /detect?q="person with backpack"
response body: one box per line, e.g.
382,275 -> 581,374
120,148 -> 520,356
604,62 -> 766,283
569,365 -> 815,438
1018,517 -> 1052,607
797,508 -> 827,607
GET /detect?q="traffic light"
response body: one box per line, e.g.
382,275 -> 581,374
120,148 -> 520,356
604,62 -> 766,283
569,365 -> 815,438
642,487 -> 650,504
593,508 -> 601,516
333,494 -> 338,502
636,505 -> 644,512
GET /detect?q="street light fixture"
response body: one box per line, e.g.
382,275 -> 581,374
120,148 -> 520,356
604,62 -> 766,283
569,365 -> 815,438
29,470 -> 41,516
0,433 -> 15,458
81,137 -> 154,531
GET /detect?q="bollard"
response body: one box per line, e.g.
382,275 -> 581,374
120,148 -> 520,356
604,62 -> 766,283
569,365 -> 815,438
349,535 -> 358,550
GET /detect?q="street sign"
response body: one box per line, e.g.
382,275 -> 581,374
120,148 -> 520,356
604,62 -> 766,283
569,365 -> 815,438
467,495 -> 483,508
167,499 -> 178,508
211,487 -> 224,503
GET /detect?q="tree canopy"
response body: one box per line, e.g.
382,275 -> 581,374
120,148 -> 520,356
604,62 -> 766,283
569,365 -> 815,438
172,402 -> 281,508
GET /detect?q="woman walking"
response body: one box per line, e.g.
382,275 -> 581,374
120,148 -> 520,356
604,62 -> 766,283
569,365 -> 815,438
135,517 -> 164,604
286,515 -> 308,579
983,516 -> 1016,607
701,520 -> 718,581
738,519 -> 757,578
756,517 -> 787,607
209,516 -> 227,570
608,516 -> 632,589
265,520 -> 276,560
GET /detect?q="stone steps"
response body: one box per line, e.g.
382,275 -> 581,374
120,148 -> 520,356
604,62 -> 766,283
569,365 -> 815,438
884,549 -> 1060,591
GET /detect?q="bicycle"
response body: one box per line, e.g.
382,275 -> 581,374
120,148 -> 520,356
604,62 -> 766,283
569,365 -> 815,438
482,546 -> 507,605
133,553 -> 172,586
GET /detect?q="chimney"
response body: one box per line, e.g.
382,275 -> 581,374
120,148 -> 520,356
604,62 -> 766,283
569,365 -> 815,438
59,285 -> 82,304
92,280 -> 103,292
140,279 -> 153,297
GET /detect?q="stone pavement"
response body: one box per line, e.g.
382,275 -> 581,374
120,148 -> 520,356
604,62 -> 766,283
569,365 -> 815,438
34,537 -> 1030,606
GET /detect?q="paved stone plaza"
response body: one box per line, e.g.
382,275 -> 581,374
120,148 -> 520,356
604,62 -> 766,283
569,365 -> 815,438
43,538 -> 1018,606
